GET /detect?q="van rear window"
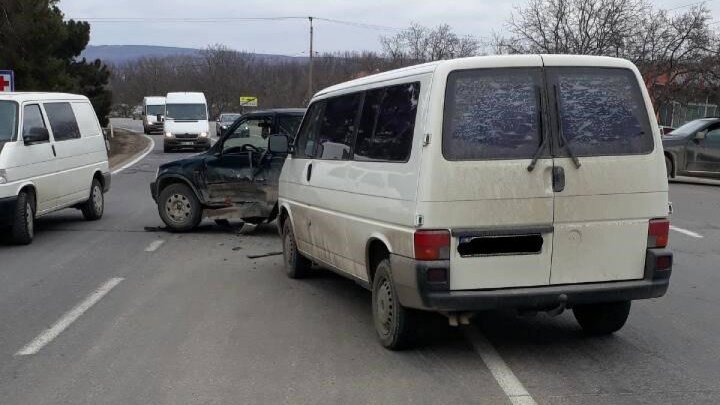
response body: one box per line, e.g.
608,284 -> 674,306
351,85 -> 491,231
443,68 -> 542,160
551,68 -> 653,156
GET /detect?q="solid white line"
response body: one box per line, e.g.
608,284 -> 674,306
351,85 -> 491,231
670,225 -> 703,238
144,239 -> 165,252
15,277 -> 124,356
111,134 -> 155,175
466,329 -> 538,405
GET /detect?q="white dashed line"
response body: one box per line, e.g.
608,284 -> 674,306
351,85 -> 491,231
144,239 -> 165,252
16,277 -> 124,356
466,328 -> 538,405
670,226 -> 703,238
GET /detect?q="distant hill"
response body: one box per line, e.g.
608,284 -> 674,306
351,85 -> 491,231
81,45 -> 303,65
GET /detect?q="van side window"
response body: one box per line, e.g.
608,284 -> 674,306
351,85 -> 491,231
22,104 -> 47,139
72,102 -> 102,138
294,102 -> 325,158
355,82 -> 419,162
317,93 -> 362,160
551,68 -> 653,156
44,102 -> 81,141
443,68 -> 542,160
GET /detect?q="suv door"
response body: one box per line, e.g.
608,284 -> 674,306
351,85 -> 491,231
545,63 -> 668,285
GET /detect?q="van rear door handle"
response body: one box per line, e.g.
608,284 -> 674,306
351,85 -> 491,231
306,163 -> 313,182
552,166 -> 565,192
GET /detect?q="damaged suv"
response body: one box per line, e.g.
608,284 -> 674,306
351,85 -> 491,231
151,109 -> 304,231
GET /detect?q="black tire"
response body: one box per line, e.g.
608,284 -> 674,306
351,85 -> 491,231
11,191 -> 35,245
157,183 -> 202,232
81,178 -> 104,221
665,156 -> 673,179
282,220 -> 311,279
573,301 -> 631,335
372,259 -> 417,350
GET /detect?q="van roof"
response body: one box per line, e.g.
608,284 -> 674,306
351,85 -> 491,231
165,92 -> 207,103
0,92 -> 90,103
315,54 -> 636,97
144,96 -> 166,105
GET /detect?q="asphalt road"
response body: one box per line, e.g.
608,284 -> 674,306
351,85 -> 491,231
1,128 -> 719,404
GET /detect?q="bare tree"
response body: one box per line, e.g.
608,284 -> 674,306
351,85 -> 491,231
380,23 -> 480,62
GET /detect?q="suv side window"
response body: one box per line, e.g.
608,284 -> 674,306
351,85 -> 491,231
44,102 -> 81,141
22,104 -> 48,141
277,114 -> 303,138
355,82 -> 419,162
224,116 -> 273,152
294,102 -> 325,159
317,93 -> 362,161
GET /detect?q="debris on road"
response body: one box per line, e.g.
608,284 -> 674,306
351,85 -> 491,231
246,252 -> 282,259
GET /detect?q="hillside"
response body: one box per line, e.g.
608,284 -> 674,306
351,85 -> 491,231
81,45 -> 303,65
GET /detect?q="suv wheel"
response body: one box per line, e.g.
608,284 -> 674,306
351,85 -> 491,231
11,191 -> 35,245
573,301 -> 631,335
372,259 -> 417,350
81,178 -> 104,220
282,220 -> 311,278
158,183 -> 202,232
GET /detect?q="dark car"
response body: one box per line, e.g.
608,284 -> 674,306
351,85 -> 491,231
216,113 -> 241,137
150,108 -> 305,231
663,118 -> 720,179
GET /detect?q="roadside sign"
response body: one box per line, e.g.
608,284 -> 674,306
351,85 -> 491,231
0,70 -> 15,92
240,96 -> 258,107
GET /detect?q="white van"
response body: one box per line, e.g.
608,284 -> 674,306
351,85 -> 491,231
142,96 -> 166,134
163,92 -> 210,152
0,93 -> 110,244
278,55 -> 673,349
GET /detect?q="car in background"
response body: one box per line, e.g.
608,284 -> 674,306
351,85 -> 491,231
658,125 -> 674,135
663,117 -> 720,179
163,92 -> 211,152
216,113 -> 241,137
150,108 -> 305,231
142,96 -> 166,134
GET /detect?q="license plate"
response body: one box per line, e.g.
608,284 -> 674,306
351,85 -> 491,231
181,141 -> 194,145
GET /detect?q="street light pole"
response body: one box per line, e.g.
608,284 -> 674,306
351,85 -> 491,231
308,16 -> 314,101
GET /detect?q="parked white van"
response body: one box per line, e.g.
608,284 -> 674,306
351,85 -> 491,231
142,96 -> 165,134
278,55 -> 673,349
163,92 -> 210,152
0,93 -> 110,244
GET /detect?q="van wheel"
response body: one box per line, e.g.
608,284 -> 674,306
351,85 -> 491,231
11,191 -> 35,245
282,220 -> 311,278
665,156 -> 674,179
373,259 -> 417,350
158,183 -> 202,232
81,179 -> 104,220
573,301 -> 631,335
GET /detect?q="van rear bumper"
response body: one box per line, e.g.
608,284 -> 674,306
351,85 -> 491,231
390,249 -> 672,312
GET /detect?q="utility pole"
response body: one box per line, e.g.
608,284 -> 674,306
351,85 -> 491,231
308,16 -> 314,100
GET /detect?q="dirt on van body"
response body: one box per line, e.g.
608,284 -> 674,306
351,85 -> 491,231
108,129 -> 150,170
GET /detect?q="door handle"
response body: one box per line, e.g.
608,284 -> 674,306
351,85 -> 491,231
306,163 -> 313,182
552,166 -> 565,192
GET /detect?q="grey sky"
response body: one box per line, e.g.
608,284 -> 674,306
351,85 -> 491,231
59,0 -> 719,55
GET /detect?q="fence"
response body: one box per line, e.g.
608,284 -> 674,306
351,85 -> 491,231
657,101 -> 719,128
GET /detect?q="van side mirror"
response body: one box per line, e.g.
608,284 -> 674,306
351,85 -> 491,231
23,127 -> 50,145
267,134 -> 289,154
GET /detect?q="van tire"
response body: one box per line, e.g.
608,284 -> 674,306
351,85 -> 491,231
665,156 -> 674,178
573,301 -> 631,335
372,259 -> 417,350
158,183 -> 202,232
11,191 -> 35,245
282,220 -> 311,278
81,179 -> 104,221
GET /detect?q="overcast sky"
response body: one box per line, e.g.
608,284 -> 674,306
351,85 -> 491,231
59,0 -> 719,56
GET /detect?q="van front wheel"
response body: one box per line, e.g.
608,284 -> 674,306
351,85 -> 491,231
573,301 -> 631,335
10,191 -> 35,245
372,259 -> 417,350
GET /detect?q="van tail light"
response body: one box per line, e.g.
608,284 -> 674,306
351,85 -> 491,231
648,219 -> 670,248
414,230 -> 450,261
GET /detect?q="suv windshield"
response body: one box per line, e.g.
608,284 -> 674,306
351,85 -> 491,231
146,105 -> 165,116
668,119 -> 714,137
0,101 -> 18,143
166,104 -> 207,120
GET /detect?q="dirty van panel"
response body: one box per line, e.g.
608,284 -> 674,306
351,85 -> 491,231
433,65 -> 555,290
546,66 -> 668,285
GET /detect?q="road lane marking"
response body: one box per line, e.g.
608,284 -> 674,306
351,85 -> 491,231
466,329 -> 538,405
670,226 -> 703,238
111,134 -> 155,175
145,239 -> 165,252
15,277 -> 124,356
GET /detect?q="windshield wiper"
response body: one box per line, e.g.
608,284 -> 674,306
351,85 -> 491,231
553,85 -> 581,169
527,87 -> 548,172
